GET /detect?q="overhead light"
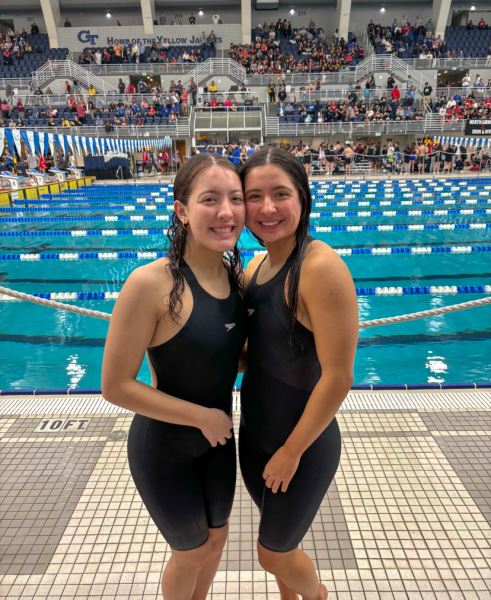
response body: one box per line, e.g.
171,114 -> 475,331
106,12 -> 111,17
470,5 -> 475,9
380,7 -> 385,12
199,10 -> 203,15
290,9 -> 295,15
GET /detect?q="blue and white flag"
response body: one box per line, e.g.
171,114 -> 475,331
67,135 -> 75,154
12,129 -> 22,155
81,137 -> 88,155
26,130 -> 35,154
47,133 -> 55,156
95,137 -> 101,154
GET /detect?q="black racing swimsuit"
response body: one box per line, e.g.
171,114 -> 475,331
127,261 -> 246,551
239,239 -> 341,552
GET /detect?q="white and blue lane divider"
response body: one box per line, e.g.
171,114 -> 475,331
3,198 -> 491,215
1,285 -> 490,302
0,205 -> 173,214
13,190 -> 491,204
311,209 -> 491,217
0,208 -> 491,226
2,223 -> 491,237
1,245 -> 491,261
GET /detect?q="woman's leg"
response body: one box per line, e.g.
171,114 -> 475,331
258,544 -> 327,600
161,541 -> 212,600
191,524 -> 229,600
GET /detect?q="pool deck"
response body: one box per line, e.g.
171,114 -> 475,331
1,389 -> 490,600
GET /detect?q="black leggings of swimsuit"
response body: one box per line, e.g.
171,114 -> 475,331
127,414 -> 236,551
239,417 -> 341,553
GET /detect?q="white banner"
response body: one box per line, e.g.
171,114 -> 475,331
47,133 -> 55,157
0,128 -> 4,155
12,129 -> 22,155
26,130 -> 35,154
95,137 -> 101,154
39,133 -> 45,156
67,135 -> 75,154
81,137 -> 88,155
74,136 -> 81,154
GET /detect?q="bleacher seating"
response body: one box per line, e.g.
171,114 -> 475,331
0,34 -> 68,79
445,25 -> 491,57
81,44 -> 215,63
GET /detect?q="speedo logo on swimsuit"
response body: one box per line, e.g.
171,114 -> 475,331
225,323 -> 236,331
248,309 -> 255,316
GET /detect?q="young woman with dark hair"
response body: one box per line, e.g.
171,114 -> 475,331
239,147 -> 359,600
102,153 -> 246,600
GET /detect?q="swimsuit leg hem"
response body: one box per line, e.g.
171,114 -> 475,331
209,520 -> 229,530
168,533 -> 210,553
257,537 -> 299,554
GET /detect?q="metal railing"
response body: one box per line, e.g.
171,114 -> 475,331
78,63 -> 197,76
193,106 -> 263,131
35,60 -> 117,95
265,115 -> 468,137
246,71 -> 358,86
11,125 -> 179,139
8,91 -> 257,110
178,58 -> 247,88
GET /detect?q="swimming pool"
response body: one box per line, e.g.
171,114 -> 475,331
1,178 -> 490,390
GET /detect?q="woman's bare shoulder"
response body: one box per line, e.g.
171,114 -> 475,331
119,257 -> 174,308
244,252 -> 267,287
301,239 -> 353,280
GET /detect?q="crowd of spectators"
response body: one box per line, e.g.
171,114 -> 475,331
367,14 -> 491,60
0,78 -> 195,130
78,32 -> 220,66
230,19 -> 363,75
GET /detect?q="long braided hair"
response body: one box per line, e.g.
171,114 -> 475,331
240,147 -> 312,347
166,153 -> 244,324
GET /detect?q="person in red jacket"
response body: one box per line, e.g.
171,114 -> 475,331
38,154 -> 47,173
391,86 -> 401,100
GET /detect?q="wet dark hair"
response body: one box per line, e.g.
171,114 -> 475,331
240,147 -> 312,346
166,153 -> 244,324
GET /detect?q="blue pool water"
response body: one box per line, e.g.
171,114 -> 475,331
1,178 -> 490,390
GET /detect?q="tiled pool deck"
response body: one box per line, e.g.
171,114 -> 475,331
0,390 -> 490,600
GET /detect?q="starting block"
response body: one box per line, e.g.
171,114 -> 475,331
67,166 -> 84,180
49,167 -> 68,183
0,172 -> 24,190
27,169 -> 48,186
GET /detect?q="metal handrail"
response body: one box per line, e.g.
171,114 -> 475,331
35,60 -> 117,94
266,115 -> 468,137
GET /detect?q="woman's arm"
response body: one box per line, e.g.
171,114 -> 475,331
262,246 -> 359,493
102,265 -> 233,446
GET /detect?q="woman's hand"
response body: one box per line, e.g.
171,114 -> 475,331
263,446 -> 301,493
200,408 -> 234,447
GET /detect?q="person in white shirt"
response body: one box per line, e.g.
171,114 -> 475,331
419,52 -> 428,59
95,50 -> 102,65
446,98 -> 456,109
212,11 -> 220,24
162,39 -> 170,50
461,73 -> 471,96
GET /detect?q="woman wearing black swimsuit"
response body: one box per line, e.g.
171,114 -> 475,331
239,148 -> 359,600
102,154 -> 246,600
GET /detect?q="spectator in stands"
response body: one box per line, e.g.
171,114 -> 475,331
425,18 -> 433,36
75,100 -> 86,124
45,87 -> 53,96
31,23 -> 39,35
48,116 -> 56,127
212,10 -> 220,24
208,31 -> 217,51
478,17 -> 486,28
189,13 -> 196,24
159,12 -> 166,24
64,17 -> 71,27
72,80 -> 81,95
